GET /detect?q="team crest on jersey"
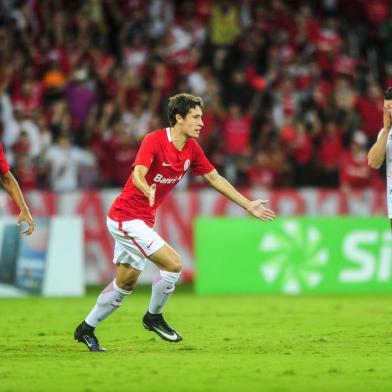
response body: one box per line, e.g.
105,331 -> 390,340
184,159 -> 190,171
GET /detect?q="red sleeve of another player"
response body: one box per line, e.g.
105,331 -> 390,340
191,141 -> 215,176
0,143 -> 10,175
133,133 -> 157,169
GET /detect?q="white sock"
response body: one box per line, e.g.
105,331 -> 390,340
148,271 -> 180,314
85,279 -> 131,327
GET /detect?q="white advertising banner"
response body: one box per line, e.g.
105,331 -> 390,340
0,217 -> 84,296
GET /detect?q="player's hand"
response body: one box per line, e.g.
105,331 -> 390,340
246,199 -> 276,221
148,184 -> 156,207
18,209 -> 34,235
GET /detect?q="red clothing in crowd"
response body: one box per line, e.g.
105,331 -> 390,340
319,129 -> 343,169
89,134 -> 113,184
356,95 -> 383,137
247,166 -> 276,188
292,133 -> 313,165
333,54 -> 360,78
222,114 -> 252,155
197,110 -> 217,148
12,82 -> 43,114
339,149 -> 372,189
0,143 -> 10,174
14,164 -> 38,190
364,0 -> 389,24
107,138 -> 139,187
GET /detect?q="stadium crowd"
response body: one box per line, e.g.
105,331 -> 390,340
0,0 -> 390,192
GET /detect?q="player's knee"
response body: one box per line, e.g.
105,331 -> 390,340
116,274 -> 138,291
118,281 -> 135,291
114,280 -> 133,297
170,262 -> 182,273
115,265 -> 140,290
117,275 -> 138,291
167,254 -> 182,273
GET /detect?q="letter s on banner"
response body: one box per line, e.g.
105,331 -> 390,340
340,231 -> 377,283
378,232 -> 392,282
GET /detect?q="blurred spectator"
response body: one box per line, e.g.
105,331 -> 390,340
148,0 -> 174,39
288,121 -> 315,186
11,129 -> 30,157
380,11 -> 392,63
223,69 -> 255,110
247,151 -> 277,188
317,120 -> 343,188
0,1 -> 390,191
221,103 -> 252,184
272,78 -> 301,129
106,120 -> 139,187
339,130 -> 381,192
10,129 -> 37,190
41,59 -> 66,104
44,133 -> 96,192
65,67 -> 97,145
217,80 -> 263,184
12,76 -> 42,115
355,81 -> 383,139
209,1 -> 240,47
122,35 -> 148,76
1,100 -> 41,162
13,154 -> 38,191
122,98 -> 152,141
311,17 -> 343,76
268,134 -> 293,187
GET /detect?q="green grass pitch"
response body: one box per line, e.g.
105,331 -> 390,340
1,287 -> 392,392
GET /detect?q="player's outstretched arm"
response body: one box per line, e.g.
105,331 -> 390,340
368,91 -> 392,169
203,169 -> 276,221
132,165 -> 156,206
0,171 -> 34,235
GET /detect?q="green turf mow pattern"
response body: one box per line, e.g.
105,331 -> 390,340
0,287 -> 392,392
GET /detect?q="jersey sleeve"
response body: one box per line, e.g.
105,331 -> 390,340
133,133 -> 157,169
0,143 -> 10,175
190,141 -> 215,176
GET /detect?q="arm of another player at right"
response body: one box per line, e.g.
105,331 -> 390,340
368,101 -> 391,169
203,169 -> 276,221
0,171 -> 34,234
132,165 -> 156,206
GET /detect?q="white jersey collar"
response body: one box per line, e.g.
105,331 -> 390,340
166,127 -> 172,142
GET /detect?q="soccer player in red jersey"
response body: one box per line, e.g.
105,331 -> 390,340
0,142 -> 34,235
74,93 -> 276,352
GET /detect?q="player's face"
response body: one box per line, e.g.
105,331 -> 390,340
180,106 -> 204,138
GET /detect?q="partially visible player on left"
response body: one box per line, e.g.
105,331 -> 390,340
0,142 -> 34,235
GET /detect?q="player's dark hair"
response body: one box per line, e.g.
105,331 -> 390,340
167,93 -> 203,127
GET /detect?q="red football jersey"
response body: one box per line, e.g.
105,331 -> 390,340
108,128 -> 214,226
0,143 -> 10,175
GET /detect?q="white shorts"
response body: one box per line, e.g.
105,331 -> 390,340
106,217 -> 166,271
